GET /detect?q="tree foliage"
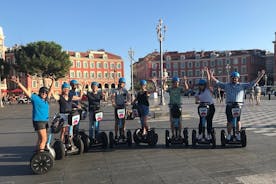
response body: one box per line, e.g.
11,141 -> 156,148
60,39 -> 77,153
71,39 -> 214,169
14,41 -> 71,79
0,58 -> 11,80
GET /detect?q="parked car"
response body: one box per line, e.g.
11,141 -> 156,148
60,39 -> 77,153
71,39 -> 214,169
17,96 -> 31,104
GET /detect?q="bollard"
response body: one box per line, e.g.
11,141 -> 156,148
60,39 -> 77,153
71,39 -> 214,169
269,94 -> 271,100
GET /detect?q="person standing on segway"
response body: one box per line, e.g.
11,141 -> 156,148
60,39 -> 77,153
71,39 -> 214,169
132,80 -> 150,136
195,68 -> 215,141
86,82 -> 105,139
166,76 -> 189,138
111,77 -> 131,140
210,69 -> 265,141
69,80 -> 82,108
10,76 -> 55,152
52,82 -> 82,147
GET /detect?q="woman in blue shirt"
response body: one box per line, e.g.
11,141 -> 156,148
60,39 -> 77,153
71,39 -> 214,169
11,76 -> 55,152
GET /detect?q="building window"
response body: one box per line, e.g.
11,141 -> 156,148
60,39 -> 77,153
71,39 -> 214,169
77,71 -> 82,78
97,62 -> 102,69
166,55 -> 171,61
117,72 -> 121,78
110,63 -> 115,69
242,57 -> 246,65
97,72 -> 102,78
226,59 -> 230,65
210,60 -> 215,67
188,62 -> 193,68
104,62 -> 108,69
117,63 -> 121,69
90,71 -> 95,78
195,70 -> 201,77
76,61 -> 81,68
71,60 -> 74,67
89,53 -> 94,59
84,71 -> 88,78
195,61 -> 200,68
233,58 -> 238,65
83,61 -> 88,68
173,63 -> 178,69
104,72 -> 108,78
111,72 -> 114,78
152,71 -> 156,77
103,54 -> 108,60
195,54 -> 200,59
32,80 -> 37,88
241,66 -> 247,74
75,52 -> 80,58
166,63 -> 171,69
203,61 -> 208,67
54,81 -> 59,88
90,62 -> 95,68
152,63 -> 157,69
180,55 -> 185,60
188,70 -> 193,77
70,71 -> 75,78
173,71 -> 178,77
233,67 -> 239,72
181,71 -> 186,77
181,62 -> 185,69
217,59 -> 222,66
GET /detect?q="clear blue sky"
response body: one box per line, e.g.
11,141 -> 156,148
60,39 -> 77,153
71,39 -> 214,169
1,0 -> 276,88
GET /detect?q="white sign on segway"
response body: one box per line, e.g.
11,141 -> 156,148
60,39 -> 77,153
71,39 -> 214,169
95,112 -> 103,121
199,107 -> 208,117
231,108 -> 241,118
117,109 -> 125,119
71,114 -> 80,126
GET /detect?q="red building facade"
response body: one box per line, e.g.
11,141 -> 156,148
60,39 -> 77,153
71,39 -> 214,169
5,49 -> 124,94
134,49 -> 266,87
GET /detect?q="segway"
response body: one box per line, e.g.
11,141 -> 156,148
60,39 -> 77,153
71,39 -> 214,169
109,105 -> 132,148
30,113 -> 64,174
192,102 -> 216,148
53,110 -> 84,160
165,104 -> 188,147
221,102 -> 247,147
79,107 -> 108,152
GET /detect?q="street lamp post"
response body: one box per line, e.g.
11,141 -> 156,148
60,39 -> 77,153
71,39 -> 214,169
156,18 -> 167,106
128,48 -> 135,100
0,65 -> 4,108
225,64 -> 231,83
264,74 -> 268,96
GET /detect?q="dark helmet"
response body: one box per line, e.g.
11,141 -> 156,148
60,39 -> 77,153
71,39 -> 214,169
39,87 -> 49,94
230,71 -> 240,78
198,79 -> 207,86
172,77 -> 180,83
140,80 -> 147,86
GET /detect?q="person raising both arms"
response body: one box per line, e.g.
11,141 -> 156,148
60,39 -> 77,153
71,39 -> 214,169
210,69 -> 265,141
11,76 -> 55,152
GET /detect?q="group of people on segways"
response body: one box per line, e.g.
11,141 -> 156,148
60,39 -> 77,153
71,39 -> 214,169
11,67 -> 265,174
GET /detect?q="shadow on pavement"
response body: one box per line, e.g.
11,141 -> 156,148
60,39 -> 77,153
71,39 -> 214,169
0,146 -> 34,176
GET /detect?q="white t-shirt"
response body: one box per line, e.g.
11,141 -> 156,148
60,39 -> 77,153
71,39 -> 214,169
196,89 -> 214,104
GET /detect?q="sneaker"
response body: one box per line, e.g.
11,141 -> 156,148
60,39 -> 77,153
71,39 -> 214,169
198,134 -> 203,140
226,134 -> 231,141
206,134 -> 211,140
71,145 -> 78,151
236,133 -> 241,141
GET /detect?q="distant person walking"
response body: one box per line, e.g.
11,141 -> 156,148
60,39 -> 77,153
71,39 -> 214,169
248,87 -> 255,105
254,83 -> 262,105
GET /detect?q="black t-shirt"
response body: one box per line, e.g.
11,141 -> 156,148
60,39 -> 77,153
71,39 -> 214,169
86,91 -> 102,110
58,95 -> 73,113
137,91 -> 149,106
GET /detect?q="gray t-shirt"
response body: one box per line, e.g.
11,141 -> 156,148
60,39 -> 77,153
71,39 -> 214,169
112,88 -> 129,106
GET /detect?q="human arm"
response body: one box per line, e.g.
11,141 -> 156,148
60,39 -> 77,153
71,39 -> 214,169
209,69 -> 225,89
183,76 -> 189,90
10,76 -> 32,98
47,76 -> 55,99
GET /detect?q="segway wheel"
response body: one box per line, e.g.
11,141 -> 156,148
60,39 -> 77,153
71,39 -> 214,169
148,130 -> 156,146
53,140 -> 65,160
30,152 -> 54,175
74,136 -> 84,154
79,131 -> 90,153
127,130 -> 132,147
100,132 -> 108,149
221,130 -> 226,147
109,132 -> 114,148
133,129 -> 140,145
192,130 -> 197,148
183,128 -> 189,146
165,130 -> 170,147
241,129 -> 247,147
211,128 -> 216,148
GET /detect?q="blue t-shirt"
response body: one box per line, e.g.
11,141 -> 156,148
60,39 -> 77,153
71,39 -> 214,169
69,90 -> 80,107
31,94 -> 49,122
